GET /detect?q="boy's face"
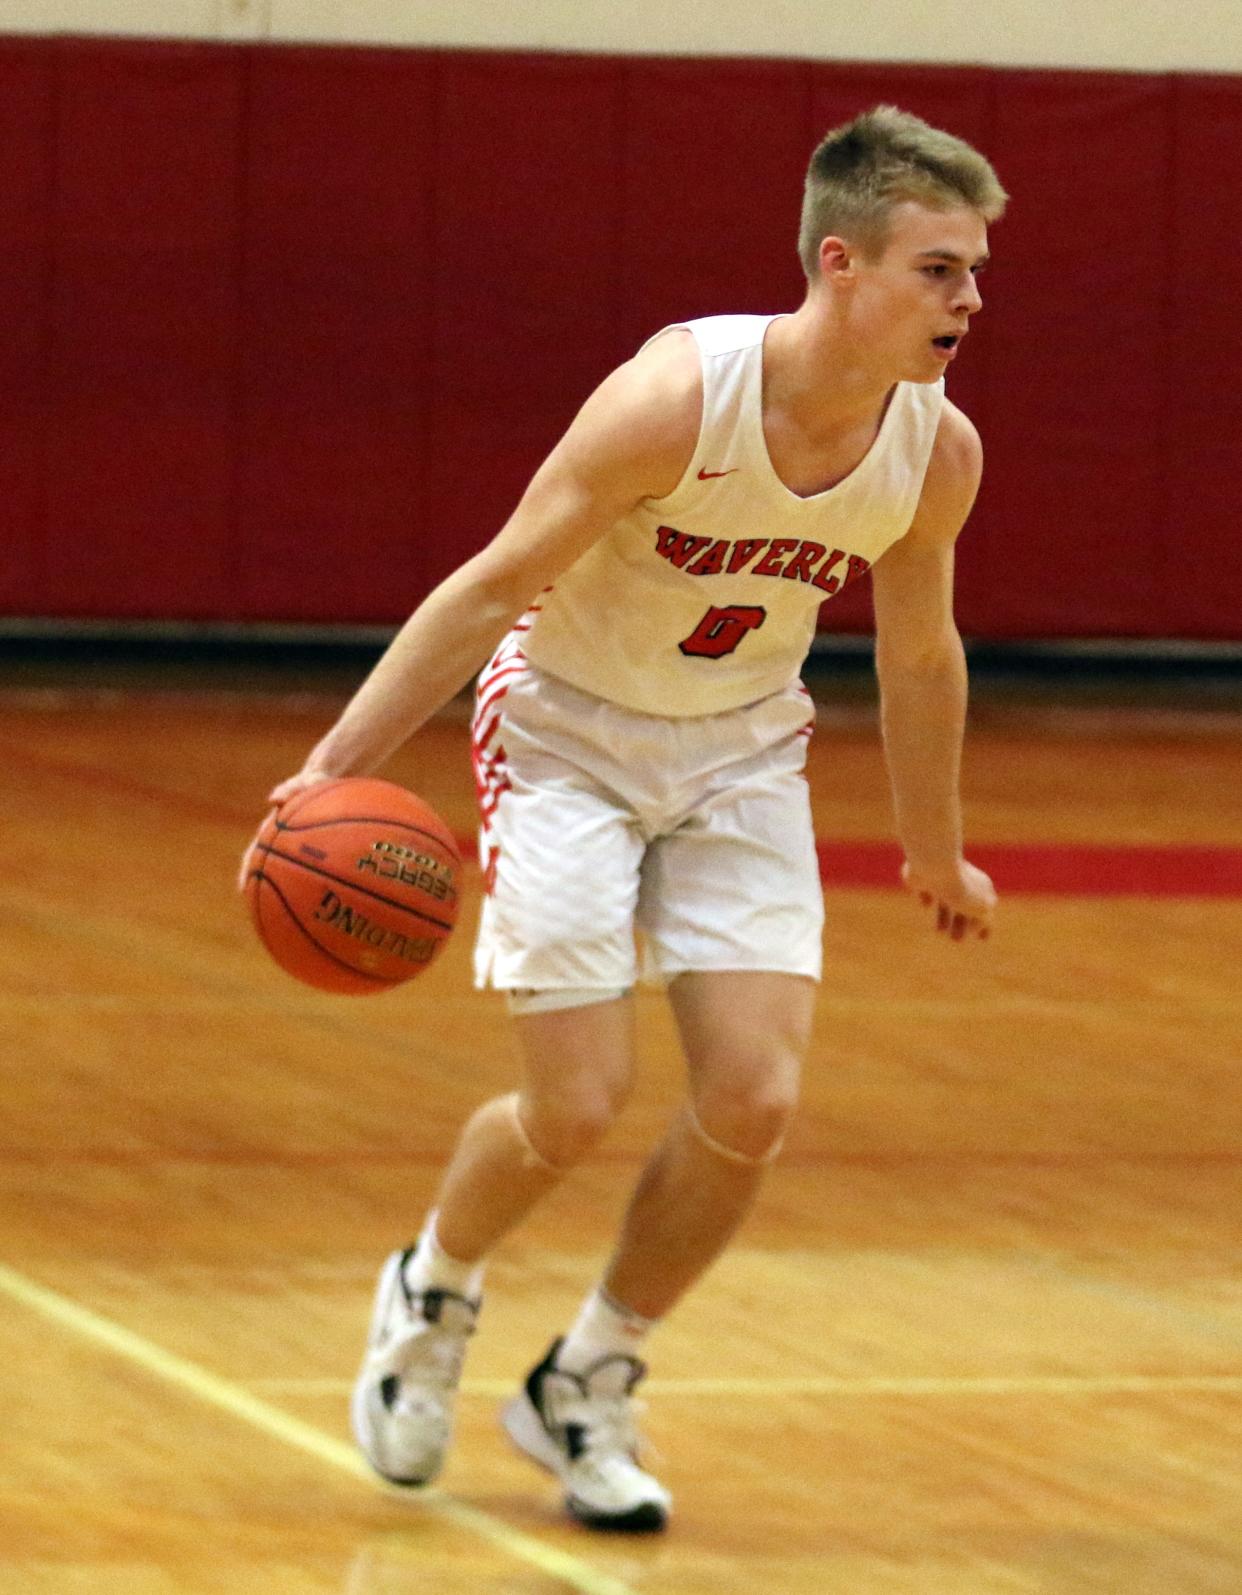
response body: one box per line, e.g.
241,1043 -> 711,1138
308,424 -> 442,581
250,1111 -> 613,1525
831,201 -> 990,383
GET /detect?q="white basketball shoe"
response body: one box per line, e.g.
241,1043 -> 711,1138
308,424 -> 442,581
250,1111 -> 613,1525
351,1248 -> 478,1486
501,1339 -> 672,1531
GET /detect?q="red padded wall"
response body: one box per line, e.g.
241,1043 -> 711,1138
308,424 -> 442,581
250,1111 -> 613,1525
237,47 -> 437,622
426,52 -> 627,591
47,40 -> 242,617
3,36 -> 1241,641
0,40 -> 52,612
1166,73 -> 1242,637
976,74 -> 1172,636
619,57 -> 814,343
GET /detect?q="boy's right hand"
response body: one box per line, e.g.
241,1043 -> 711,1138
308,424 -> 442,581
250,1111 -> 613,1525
237,769 -> 337,893
266,768 -> 336,807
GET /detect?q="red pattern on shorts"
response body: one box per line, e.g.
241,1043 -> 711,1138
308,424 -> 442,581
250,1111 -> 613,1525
472,639 -> 525,894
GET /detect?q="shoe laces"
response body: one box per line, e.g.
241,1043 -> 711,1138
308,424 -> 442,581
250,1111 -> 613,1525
388,1289 -> 476,1393
545,1357 -> 647,1465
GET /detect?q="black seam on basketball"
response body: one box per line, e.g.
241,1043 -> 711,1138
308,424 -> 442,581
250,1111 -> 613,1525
253,841 -> 456,932
275,813 -> 463,863
253,870 -> 394,985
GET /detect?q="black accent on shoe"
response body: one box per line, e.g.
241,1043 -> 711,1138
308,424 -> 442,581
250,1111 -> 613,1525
523,1336 -> 565,1415
524,1341 -> 588,1458
396,1245 -> 418,1308
526,1337 -> 647,1418
374,1463 -> 431,1489
529,1341 -> 662,1510
419,1286 -> 482,1326
395,1262 -> 481,1330
421,1287 -> 450,1324
567,1496 -> 669,1534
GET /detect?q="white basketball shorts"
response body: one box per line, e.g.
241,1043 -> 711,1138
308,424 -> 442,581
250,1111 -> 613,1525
471,641 -> 823,992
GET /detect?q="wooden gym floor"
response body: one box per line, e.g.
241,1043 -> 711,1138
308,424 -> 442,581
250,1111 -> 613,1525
3,646 -> 1241,1594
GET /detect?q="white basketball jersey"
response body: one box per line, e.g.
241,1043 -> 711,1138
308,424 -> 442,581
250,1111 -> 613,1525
518,313 -> 944,717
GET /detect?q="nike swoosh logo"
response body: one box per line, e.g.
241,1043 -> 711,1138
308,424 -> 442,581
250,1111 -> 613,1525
697,467 -> 738,480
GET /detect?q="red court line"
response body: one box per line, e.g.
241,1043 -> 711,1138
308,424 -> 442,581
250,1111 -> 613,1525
810,840 -> 1242,897
4,740 -> 1240,899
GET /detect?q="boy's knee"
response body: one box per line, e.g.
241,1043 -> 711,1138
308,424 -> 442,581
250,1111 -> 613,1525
690,1060 -> 800,1164
515,1084 -> 628,1170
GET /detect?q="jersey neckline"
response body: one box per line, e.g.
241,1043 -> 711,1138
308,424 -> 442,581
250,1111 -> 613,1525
755,314 -> 903,505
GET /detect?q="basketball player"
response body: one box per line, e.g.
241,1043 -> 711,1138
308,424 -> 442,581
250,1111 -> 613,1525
262,107 -> 1006,1531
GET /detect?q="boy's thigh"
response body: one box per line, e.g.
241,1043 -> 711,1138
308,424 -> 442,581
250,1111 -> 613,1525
474,780 -> 645,991
638,768 -> 823,982
668,968 -> 817,1077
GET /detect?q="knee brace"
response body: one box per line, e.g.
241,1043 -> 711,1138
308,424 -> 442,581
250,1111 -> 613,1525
685,1101 -> 786,1167
502,1091 -> 570,1173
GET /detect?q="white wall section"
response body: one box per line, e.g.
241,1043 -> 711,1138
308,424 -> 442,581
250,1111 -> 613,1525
1,0 -> 1239,73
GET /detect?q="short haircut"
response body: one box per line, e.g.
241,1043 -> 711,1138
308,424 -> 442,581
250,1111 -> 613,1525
798,105 -> 1008,280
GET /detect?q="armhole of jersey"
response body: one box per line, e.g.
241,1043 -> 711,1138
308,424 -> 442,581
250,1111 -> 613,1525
636,321 -> 689,356
638,324 -> 709,507
919,380 -> 949,486
890,379 -> 950,546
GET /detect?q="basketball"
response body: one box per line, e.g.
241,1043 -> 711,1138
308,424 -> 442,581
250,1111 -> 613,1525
242,778 -> 463,995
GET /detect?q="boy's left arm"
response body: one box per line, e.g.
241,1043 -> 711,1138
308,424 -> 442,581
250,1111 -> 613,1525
871,400 -> 996,942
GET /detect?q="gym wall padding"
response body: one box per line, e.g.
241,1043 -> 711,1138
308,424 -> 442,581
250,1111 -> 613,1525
1,35 -> 1239,639
237,48 -> 438,622
46,41 -> 242,618
0,40 -> 52,612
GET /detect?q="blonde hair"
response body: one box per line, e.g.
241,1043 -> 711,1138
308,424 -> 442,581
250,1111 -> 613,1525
798,105 -> 1008,280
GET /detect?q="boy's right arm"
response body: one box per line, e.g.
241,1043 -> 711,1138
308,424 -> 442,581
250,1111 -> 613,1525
267,332 -> 700,806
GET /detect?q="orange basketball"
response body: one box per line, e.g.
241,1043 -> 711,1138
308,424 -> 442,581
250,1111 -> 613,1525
242,778 -> 463,995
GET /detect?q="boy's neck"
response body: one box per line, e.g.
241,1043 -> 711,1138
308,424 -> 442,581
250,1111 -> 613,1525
764,300 -> 897,440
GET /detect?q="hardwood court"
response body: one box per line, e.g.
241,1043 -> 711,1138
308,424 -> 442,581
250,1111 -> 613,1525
2,660 -> 1241,1594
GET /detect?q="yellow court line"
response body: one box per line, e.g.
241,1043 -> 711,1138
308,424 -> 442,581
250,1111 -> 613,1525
0,1261 -> 636,1595
6,990 -> 1242,1016
249,1373 -> 1242,1399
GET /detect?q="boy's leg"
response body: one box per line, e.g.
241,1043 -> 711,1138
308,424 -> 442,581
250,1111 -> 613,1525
353,994 -> 635,1488
433,994 -> 637,1261
601,969 -> 814,1319
600,706 -> 822,1323
504,970 -> 814,1533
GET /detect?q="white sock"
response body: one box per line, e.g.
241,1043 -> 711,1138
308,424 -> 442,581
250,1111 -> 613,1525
401,1211 -> 486,1302
555,1286 -> 656,1374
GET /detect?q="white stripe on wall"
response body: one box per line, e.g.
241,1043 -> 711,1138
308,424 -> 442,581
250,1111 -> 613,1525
2,0 -> 1240,73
